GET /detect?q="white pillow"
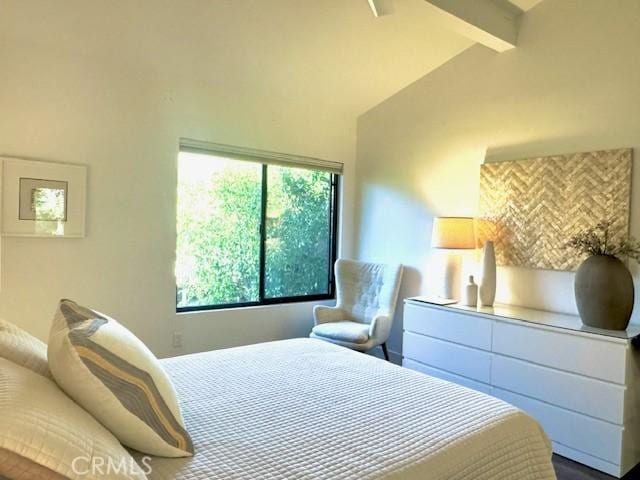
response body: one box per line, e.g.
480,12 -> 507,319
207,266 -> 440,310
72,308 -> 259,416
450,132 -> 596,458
0,317 -> 52,378
0,357 -> 148,480
48,299 -> 193,458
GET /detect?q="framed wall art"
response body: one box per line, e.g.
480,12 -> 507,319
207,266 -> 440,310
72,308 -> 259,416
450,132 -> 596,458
1,157 -> 87,237
478,148 -> 632,271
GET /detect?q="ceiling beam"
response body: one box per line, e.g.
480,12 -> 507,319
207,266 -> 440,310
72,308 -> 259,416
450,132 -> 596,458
368,0 -> 393,18
423,0 -> 522,52
368,0 -> 381,17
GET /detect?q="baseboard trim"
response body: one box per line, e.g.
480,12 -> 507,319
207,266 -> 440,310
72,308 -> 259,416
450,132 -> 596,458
369,345 -> 402,365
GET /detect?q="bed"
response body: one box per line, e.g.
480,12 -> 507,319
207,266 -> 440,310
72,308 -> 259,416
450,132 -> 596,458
135,338 -> 556,480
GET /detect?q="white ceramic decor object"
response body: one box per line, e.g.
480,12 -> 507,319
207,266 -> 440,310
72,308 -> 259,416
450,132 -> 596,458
479,241 -> 496,307
463,275 -> 478,307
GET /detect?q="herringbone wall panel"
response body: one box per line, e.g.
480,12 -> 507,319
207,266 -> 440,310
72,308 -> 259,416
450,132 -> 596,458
478,149 -> 632,271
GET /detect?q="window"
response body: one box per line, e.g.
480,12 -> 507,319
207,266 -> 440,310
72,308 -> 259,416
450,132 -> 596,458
176,142 -> 340,312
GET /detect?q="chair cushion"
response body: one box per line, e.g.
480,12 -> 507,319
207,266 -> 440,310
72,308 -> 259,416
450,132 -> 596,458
0,318 -> 52,379
312,321 -> 370,344
48,299 -> 193,458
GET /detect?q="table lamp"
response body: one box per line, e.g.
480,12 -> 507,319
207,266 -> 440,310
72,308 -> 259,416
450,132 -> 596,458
431,217 -> 476,300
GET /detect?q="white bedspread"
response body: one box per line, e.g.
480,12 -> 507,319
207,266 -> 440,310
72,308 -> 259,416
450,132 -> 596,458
138,338 -> 555,480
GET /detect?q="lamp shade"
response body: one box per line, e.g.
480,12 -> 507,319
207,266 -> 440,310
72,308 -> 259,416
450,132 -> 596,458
431,217 -> 476,249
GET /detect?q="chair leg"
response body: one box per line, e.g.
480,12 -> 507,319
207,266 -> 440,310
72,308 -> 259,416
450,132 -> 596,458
381,342 -> 390,361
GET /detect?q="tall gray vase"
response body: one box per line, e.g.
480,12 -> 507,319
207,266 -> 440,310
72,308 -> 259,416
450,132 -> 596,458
479,241 -> 496,307
575,254 -> 634,330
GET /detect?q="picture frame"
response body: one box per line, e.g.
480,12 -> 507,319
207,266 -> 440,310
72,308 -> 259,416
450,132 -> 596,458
1,157 -> 87,237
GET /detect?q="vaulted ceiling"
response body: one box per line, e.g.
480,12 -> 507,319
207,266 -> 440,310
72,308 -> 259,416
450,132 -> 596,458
1,0 -> 537,119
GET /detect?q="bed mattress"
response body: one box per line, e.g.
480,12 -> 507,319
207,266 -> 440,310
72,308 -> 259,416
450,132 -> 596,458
137,338 -> 555,480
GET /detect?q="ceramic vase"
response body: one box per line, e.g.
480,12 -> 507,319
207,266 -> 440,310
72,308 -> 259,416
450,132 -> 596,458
479,241 -> 496,307
463,275 -> 478,307
574,254 -> 634,330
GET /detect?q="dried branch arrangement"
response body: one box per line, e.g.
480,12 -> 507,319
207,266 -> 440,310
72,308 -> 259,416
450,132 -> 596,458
566,220 -> 640,262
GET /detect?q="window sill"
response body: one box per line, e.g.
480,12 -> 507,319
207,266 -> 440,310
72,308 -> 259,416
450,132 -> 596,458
176,295 -> 335,315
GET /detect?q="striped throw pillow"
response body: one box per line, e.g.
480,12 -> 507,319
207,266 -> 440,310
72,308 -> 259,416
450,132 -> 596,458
48,299 -> 193,458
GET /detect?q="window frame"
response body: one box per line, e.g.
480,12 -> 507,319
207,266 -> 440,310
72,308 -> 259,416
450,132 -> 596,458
176,161 -> 340,313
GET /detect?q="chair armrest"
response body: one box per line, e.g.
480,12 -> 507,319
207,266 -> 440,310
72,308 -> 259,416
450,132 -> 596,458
368,314 -> 392,344
313,305 -> 345,326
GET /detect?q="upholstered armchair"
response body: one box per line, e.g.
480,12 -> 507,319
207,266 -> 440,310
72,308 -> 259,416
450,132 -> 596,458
310,259 -> 403,360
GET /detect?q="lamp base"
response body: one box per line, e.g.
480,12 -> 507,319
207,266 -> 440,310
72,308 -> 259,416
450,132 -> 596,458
440,251 -> 462,300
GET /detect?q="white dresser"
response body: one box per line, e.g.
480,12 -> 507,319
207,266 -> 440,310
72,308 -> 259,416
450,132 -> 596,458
402,299 -> 640,478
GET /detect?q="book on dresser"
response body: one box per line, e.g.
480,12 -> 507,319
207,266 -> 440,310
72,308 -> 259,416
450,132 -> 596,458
402,298 -> 640,478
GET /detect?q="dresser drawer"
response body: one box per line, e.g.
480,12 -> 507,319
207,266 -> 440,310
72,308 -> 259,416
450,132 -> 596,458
403,331 -> 491,383
403,358 -> 492,394
404,303 -> 492,350
493,388 -> 623,465
492,355 -> 626,424
492,321 -> 628,384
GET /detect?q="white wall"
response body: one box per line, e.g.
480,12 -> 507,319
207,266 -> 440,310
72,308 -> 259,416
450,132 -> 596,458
0,14 -> 355,358
0,0 -> 474,358
355,0 -> 640,357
